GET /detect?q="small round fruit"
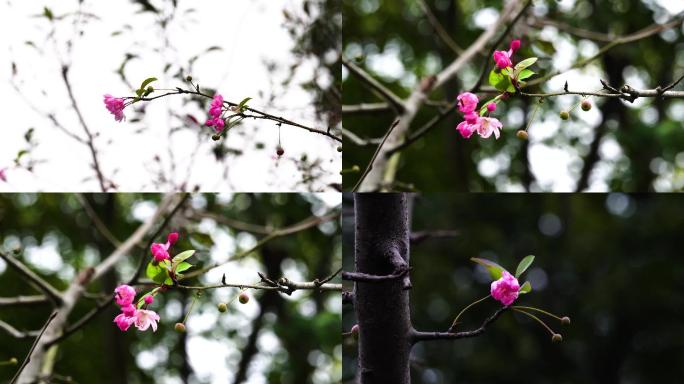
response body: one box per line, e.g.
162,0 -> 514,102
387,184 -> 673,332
276,147 -> 284,157
337,146 -> 342,152
211,134 -> 220,141
218,303 -> 228,313
351,324 -> 359,340
186,75 -> 193,81
516,130 -> 528,140
9,357 -> 18,365
239,292 -> 249,304
581,100 -> 592,111
552,333 -> 563,343
559,111 -> 570,120
561,316 -> 571,325
175,323 -> 186,333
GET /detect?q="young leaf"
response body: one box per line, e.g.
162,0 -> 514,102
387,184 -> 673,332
43,7 -> 54,21
515,255 -> 535,278
139,77 -> 158,91
471,257 -> 507,280
514,57 -> 538,72
175,261 -> 193,274
152,269 -> 168,284
519,281 -> 532,294
238,97 -> 252,109
172,250 -> 196,264
146,262 -> 162,280
517,69 -> 536,81
488,70 -> 504,88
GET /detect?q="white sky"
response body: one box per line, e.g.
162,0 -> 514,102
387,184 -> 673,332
0,0 -> 341,192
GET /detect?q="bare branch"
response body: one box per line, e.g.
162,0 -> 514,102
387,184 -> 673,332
0,295 -> 49,308
10,311 -> 58,384
410,229 -> 460,245
342,57 -> 405,112
410,306 -> 508,344
0,320 -> 40,339
342,266 -> 409,283
527,17 -> 614,42
0,252 -> 63,305
417,0 -> 465,55
352,119 -> 400,192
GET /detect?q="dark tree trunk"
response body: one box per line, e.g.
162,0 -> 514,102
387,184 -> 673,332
354,193 -> 412,383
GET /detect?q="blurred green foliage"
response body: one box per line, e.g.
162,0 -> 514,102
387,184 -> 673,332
343,193 -> 684,383
0,193 -> 341,384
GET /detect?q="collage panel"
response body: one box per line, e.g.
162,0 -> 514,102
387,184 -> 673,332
342,192 -> 684,383
342,0 -> 684,192
0,0 -> 341,193
0,193 -> 342,383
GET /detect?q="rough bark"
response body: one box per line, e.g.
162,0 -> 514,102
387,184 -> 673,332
354,194 -> 412,383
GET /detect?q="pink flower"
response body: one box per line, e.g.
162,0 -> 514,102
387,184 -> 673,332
487,102 -> 497,112
0,168 -> 7,182
114,313 -> 135,331
477,117 -> 503,139
509,39 -> 521,55
133,309 -> 160,332
457,92 -> 479,114
490,271 -> 520,306
144,295 -> 154,304
114,285 -> 136,307
464,111 -> 478,124
103,94 -> 126,122
150,242 -> 170,262
493,51 -> 512,69
121,304 -> 136,316
167,232 -> 179,245
456,120 -> 477,139
205,94 -> 225,132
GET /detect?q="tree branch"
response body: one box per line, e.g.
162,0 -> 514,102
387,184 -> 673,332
0,320 -> 40,339
410,229 -> 460,245
351,119 -> 400,192
0,252 -> 63,306
342,266 -> 409,283
342,57 -> 405,113
410,306 -> 508,344
9,311 -> 58,384
0,295 -> 49,308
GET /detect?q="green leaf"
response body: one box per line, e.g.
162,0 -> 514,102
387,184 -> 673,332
151,268 -> 168,284
164,277 -> 173,285
172,250 -> 195,264
175,261 -> 193,274
517,69 -> 535,81
488,70 -> 504,88
146,262 -> 162,280
43,7 -> 53,21
470,258 -> 507,280
238,97 -> 252,109
515,255 -> 535,278
138,77 -> 157,92
519,281 -> 532,294
514,57 -> 538,71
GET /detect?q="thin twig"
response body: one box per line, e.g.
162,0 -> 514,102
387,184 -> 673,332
0,252 -> 63,305
352,119 -> 400,192
410,306 -> 508,344
342,57 -> 405,112
10,311 -> 58,384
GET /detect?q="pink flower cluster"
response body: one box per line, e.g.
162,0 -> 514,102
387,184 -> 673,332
490,271 -> 520,306
150,232 -> 179,262
113,284 -> 159,332
205,94 -> 225,132
493,39 -> 521,69
0,168 -> 7,182
455,92 -> 503,139
103,94 -> 126,122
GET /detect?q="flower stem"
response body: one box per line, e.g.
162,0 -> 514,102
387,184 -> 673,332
511,305 -> 563,321
449,294 -> 491,330
512,308 -> 556,336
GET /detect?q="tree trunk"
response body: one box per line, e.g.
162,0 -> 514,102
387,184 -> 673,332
354,193 -> 412,383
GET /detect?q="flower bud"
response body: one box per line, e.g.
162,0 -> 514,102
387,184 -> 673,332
581,100 -> 592,111
9,357 -> 18,365
175,323 -> 186,333
487,102 -> 497,112
167,232 -> 179,245
561,316 -> 571,325
351,324 -> 359,340
144,295 -> 154,304
218,303 -> 227,313
276,147 -> 284,157
552,333 -> 563,343
559,111 -> 569,120
239,292 -> 249,304
516,130 -> 528,140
